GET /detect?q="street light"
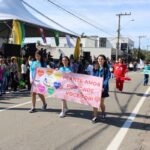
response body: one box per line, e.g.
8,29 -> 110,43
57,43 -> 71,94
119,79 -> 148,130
120,19 -> 134,61
121,19 -> 135,30
138,35 -> 146,60
116,12 -> 131,60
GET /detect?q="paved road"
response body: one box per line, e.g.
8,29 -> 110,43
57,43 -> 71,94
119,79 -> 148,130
0,72 -> 149,150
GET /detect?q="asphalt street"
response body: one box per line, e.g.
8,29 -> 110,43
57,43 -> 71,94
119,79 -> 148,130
0,72 -> 149,150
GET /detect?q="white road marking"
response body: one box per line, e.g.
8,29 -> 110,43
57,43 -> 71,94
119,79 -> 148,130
106,86 -> 150,150
0,96 -> 51,112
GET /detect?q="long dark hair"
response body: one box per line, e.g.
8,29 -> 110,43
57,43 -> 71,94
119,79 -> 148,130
59,56 -> 70,67
35,50 -> 45,67
97,54 -> 109,68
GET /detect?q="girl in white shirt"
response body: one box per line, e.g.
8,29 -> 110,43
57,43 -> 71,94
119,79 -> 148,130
21,60 -> 27,81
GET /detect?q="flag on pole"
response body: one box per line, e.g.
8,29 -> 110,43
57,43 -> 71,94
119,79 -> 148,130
139,59 -> 144,69
12,20 -> 25,47
54,32 -> 59,46
12,20 -> 20,44
74,37 -> 81,60
66,35 -> 73,48
20,22 -> 25,47
39,28 -> 47,43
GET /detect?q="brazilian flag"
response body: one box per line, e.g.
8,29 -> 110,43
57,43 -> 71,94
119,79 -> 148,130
74,37 -> 81,60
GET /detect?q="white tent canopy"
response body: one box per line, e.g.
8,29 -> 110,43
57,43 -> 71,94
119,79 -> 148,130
0,0 -> 76,38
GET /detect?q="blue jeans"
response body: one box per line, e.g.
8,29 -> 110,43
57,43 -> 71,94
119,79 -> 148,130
144,74 -> 149,85
0,80 -> 2,95
2,77 -> 7,93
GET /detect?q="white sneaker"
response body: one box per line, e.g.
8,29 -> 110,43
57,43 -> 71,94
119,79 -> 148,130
59,108 -> 69,118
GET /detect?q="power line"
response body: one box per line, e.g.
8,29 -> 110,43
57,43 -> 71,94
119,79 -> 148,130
48,0 -> 116,36
22,0 -> 80,37
22,0 -> 116,44
22,0 -> 102,42
46,0 -> 115,36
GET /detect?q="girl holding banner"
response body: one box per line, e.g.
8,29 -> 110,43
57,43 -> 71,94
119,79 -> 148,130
29,50 -> 47,113
59,56 -> 72,117
92,55 -> 111,123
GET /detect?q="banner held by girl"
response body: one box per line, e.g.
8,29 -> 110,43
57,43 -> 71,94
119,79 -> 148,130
32,67 -> 103,108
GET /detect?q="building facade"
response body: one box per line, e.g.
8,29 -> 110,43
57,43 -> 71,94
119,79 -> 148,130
39,36 -> 134,60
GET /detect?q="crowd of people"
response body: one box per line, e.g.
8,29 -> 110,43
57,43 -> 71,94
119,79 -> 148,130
0,49 -> 150,123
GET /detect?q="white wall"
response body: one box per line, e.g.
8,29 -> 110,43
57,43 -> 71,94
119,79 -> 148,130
107,37 -> 134,49
47,47 -> 112,60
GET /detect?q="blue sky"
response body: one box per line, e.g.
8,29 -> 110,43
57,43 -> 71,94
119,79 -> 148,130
24,0 -> 150,49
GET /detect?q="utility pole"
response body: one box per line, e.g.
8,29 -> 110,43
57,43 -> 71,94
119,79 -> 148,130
116,12 -> 131,60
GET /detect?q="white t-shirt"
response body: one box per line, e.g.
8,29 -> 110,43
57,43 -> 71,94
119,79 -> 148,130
85,64 -> 93,75
21,64 -> 27,74
129,63 -> 134,68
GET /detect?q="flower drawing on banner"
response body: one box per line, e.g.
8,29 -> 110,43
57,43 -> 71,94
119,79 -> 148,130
43,74 -> 58,87
43,77 -> 52,87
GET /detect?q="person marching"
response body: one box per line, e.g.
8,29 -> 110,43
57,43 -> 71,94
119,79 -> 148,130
92,55 -> 111,123
29,50 -> 47,113
58,56 -> 72,117
143,61 -> 150,86
114,58 -> 127,92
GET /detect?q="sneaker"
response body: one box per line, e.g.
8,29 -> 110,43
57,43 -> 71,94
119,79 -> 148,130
101,113 -> 106,121
59,108 -> 69,118
29,108 -> 36,113
41,103 -> 47,111
91,117 -> 98,123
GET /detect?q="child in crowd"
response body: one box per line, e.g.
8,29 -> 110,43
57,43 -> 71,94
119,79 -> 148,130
12,71 -> 19,92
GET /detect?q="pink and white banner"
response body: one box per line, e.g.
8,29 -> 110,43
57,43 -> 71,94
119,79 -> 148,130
32,68 -> 103,108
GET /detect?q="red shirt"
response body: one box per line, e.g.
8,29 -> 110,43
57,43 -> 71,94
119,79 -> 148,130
114,63 -> 127,77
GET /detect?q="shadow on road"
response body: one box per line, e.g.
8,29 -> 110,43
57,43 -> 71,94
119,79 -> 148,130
0,91 -> 30,101
110,90 -> 150,97
1,107 -> 149,131
24,108 -> 150,131
55,110 -> 150,150
112,80 -> 144,115
102,116 -> 150,131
